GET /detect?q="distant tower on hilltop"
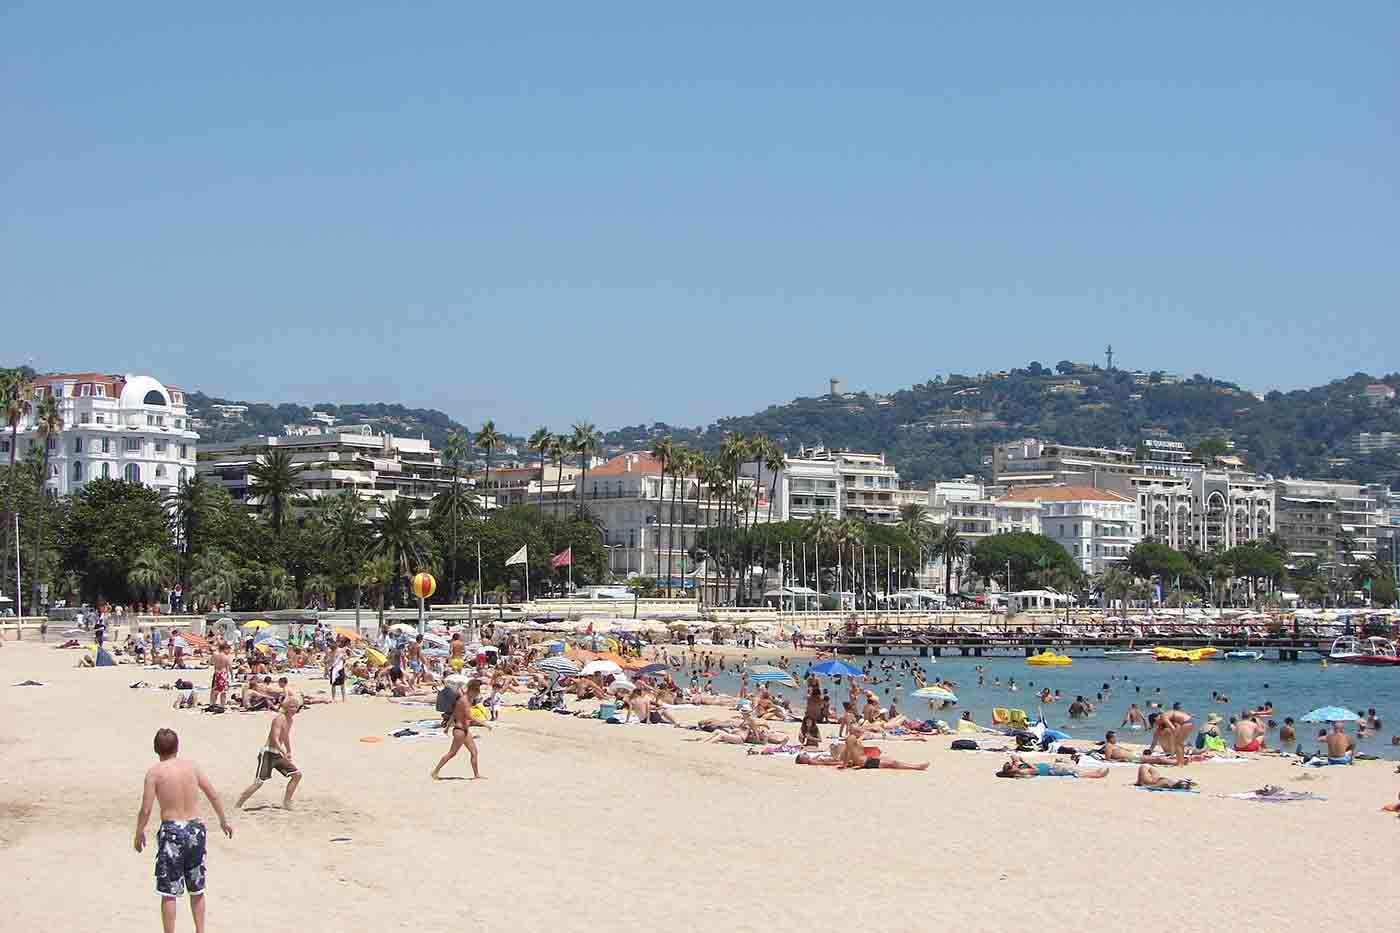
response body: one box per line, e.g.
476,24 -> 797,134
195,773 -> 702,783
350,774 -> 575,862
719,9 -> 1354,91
830,378 -> 842,397
1105,344 -> 1114,371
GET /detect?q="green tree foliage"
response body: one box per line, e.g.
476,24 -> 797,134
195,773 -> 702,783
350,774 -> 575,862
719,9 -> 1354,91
59,479 -> 172,604
968,532 -> 1080,589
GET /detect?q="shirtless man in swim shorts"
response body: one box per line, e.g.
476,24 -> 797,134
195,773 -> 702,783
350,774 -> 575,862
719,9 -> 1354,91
1121,703 -> 1147,730
1150,709 -> 1195,766
1233,715 -> 1266,753
235,696 -> 303,810
209,645 -> 232,708
837,733 -> 929,770
135,728 -> 233,933
799,675 -> 824,747
1100,731 -> 1176,765
1318,722 -> 1355,763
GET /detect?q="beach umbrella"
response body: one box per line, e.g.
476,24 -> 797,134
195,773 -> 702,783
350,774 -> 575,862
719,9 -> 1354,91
912,685 -> 958,703
580,659 -> 622,676
420,632 -> 450,648
333,627 -> 363,643
364,647 -> 388,666
634,663 -> 668,678
748,665 -> 797,686
810,659 -> 864,678
389,623 -> 417,635
241,620 -> 270,631
608,675 -> 637,693
533,657 -> 580,676
1300,706 -> 1361,723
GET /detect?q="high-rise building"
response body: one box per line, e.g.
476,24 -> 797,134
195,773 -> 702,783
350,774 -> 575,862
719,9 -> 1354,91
1273,479 -> 1380,564
3,373 -> 198,496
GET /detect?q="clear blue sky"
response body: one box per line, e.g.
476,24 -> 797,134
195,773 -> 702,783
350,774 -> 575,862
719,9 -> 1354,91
4,5 -> 1397,434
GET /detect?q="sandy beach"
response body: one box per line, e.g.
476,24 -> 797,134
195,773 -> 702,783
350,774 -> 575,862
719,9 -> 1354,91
4,639 -> 1400,932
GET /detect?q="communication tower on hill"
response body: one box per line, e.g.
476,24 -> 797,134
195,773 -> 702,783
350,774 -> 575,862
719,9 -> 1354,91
1105,344 -> 1114,371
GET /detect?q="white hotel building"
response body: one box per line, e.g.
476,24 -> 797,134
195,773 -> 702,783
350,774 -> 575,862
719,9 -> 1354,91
3,373 -> 198,496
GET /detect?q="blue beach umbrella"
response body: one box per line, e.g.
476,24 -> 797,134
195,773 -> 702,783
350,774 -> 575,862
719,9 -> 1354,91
634,663 -> 668,678
748,665 -> 797,686
1300,706 -> 1361,723
810,659 -> 864,678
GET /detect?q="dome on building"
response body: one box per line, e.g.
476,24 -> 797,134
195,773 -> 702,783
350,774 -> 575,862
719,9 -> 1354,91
119,374 -> 170,408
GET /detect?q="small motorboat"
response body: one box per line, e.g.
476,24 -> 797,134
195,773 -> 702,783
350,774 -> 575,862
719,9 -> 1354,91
1224,650 -> 1263,661
1103,648 -> 1155,658
1328,637 -> 1400,666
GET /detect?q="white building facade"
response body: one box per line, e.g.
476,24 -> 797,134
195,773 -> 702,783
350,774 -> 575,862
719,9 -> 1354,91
4,373 -> 198,496
1001,485 -> 1139,575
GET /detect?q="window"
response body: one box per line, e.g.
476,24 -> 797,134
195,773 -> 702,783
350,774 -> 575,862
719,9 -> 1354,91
101,462 -> 111,479
155,440 -> 167,454
155,465 -> 166,478
125,437 -> 140,452
94,385 -> 105,398
1,440 -> 7,454
96,413 -> 105,424
146,414 -> 155,425
80,413 -> 90,424
46,436 -> 56,450
124,463 -> 141,483
179,444 -> 188,459
143,389 -> 166,406
74,437 -> 83,453
73,461 -> 83,481
101,437 -> 111,453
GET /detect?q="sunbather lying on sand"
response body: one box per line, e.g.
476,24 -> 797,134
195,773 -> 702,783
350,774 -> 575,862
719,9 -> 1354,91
1134,765 -> 1196,790
996,754 -> 1108,779
796,734 -> 928,770
700,714 -> 788,746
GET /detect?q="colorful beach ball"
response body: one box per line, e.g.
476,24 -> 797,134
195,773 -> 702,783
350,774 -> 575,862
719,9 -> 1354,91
411,572 -> 437,600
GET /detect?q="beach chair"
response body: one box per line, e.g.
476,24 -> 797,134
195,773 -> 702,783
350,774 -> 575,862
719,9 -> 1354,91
991,708 -> 1029,730
598,702 -> 618,721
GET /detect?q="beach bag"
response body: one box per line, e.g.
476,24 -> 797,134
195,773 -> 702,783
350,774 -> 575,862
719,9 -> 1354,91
435,685 -> 460,715
951,739 -> 978,751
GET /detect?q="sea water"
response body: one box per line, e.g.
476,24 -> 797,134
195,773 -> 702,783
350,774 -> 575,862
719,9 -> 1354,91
677,652 -> 1400,760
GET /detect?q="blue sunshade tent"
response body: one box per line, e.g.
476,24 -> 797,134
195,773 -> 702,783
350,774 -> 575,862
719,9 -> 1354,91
1300,706 -> 1360,723
810,659 -> 864,678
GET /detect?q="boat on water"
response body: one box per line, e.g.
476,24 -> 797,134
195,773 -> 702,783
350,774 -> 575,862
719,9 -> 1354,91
1328,637 -> 1400,666
1027,650 -> 1073,667
1153,646 -> 1218,663
1103,648 -> 1155,658
1223,650 -> 1263,661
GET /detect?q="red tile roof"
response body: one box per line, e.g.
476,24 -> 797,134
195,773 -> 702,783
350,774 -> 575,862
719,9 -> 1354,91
588,451 -> 664,477
1000,485 -> 1132,503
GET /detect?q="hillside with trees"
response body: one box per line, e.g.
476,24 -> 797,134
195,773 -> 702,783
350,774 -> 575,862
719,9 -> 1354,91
606,366 -> 1400,487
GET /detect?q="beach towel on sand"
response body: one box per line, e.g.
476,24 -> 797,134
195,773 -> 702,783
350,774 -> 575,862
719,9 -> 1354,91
1137,785 -> 1198,793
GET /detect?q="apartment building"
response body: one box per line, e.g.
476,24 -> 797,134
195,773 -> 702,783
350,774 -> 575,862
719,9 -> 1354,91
1273,478 -> 1380,564
4,373 -> 198,496
1001,486 -> 1139,574
198,430 -> 462,519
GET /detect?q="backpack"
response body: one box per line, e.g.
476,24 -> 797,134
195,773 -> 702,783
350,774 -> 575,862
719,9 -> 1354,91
950,739 -> 979,751
435,685 -> 460,715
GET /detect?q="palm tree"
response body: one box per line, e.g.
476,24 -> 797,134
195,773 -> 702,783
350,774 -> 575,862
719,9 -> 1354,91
127,545 -> 175,608
929,523 -> 969,601
190,549 -> 240,610
648,436 -> 675,586
247,447 -> 308,532
687,452 -> 710,596
669,449 -> 698,594
570,422 -> 599,513
761,436 -> 785,525
546,431 -> 568,518
527,427 -> 552,519
303,573 -> 335,609
258,566 -> 296,609
172,473 -> 207,594
62,570 -> 83,605
441,431 -> 468,600
29,394 -> 60,610
1,369 -> 31,603
372,498 -> 430,607
357,553 -> 396,629
430,473 -> 479,595
1097,565 -> 1134,613
835,517 -> 864,598
473,420 -> 503,516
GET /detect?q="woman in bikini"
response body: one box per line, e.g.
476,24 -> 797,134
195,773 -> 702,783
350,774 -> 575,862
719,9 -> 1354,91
432,679 -> 490,780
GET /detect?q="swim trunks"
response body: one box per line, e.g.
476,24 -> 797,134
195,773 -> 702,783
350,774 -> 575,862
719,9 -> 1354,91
255,748 -> 299,782
1327,755 -> 1353,765
155,819 -> 207,897
212,671 -> 228,692
1034,762 -> 1052,777
1235,738 -> 1262,752
863,758 -> 881,769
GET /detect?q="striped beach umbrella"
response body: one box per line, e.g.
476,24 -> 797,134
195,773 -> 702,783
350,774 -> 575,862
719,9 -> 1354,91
533,657 -> 580,676
748,665 -> 797,686
912,685 -> 958,703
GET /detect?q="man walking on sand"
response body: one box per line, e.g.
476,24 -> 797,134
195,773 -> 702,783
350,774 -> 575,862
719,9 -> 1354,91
235,695 -> 303,810
134,728 -> 234,933
209,643 -> 231,708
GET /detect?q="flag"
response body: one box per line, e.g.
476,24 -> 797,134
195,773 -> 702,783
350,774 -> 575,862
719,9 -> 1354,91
551,547 -> 572,568
505,545 -> 528,566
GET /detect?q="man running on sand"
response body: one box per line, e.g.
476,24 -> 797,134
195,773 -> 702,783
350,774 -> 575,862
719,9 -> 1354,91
134,728 -> 234,933
235,695 -> 303,810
